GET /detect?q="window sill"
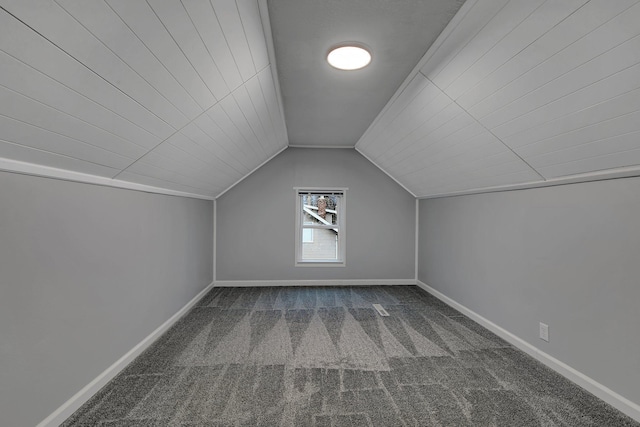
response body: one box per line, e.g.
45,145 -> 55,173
295,260 -> 346,267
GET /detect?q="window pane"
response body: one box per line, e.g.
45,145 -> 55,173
303,211 -> 316,225
302,228 -> 314,243
302,227 -> 338,259
301,194 -> 339,226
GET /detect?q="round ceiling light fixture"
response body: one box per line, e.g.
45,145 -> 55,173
327,44 -> 372,70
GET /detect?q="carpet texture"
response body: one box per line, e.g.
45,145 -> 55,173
62,286 -> 639,426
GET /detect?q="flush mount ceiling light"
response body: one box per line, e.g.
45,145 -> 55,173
327,44 -> 372,70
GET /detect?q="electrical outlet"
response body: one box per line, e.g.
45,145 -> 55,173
539,322 -> 549,342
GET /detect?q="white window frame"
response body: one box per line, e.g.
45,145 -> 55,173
295,187 -> 347,267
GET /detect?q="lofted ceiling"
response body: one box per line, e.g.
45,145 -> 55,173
0,0 -> 287,199
268,0 -> 465,147
357,0 -> 640,197
1,0 -> 640,200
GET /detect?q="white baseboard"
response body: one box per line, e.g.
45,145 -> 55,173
214,279 -> 417,287
37,281 -> 215,427
416,280 -> 640,422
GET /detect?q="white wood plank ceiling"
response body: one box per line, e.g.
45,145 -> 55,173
357,0 -> 640,197
0,0 -> 287,199
2,0 -> 640,199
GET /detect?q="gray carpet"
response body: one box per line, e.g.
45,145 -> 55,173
63,286 -> 639,426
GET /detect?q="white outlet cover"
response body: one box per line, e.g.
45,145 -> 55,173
539,322 -> 549,342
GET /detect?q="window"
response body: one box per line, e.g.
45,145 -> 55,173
295,188 -> 346,266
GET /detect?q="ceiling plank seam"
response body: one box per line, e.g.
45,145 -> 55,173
0,4 -> 179,134
112,63 -> 277,180
418,70 -> 546,182
354,0 -> 480,149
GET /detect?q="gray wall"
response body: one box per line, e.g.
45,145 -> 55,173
216,148 -> 415,281
418,177 -> 640,406
0,172 -> 213,427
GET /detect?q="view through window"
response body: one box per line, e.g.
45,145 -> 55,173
296,189 -> 345,265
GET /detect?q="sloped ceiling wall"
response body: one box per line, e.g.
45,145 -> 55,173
0,0 -> 287,199
2,0 -> 640,200
357,0 -> 640,197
